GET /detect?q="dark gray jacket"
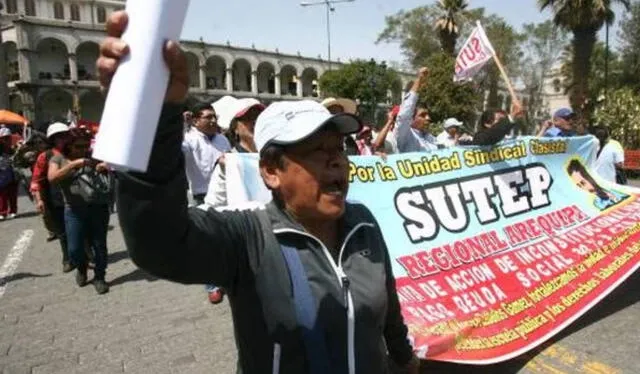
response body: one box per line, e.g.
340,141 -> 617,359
116,104 -> 414,374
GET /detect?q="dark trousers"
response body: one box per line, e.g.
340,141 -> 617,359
65,204 -> 110,279
0,181 -> 18,216
49,205 -> 69,264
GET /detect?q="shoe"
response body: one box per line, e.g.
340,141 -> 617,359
75,269 -> 88,287
93,279 -> 109,295
7,213 -> 16,220
208,288 -> 224,304
46,233 -> 58,242
62,262 -> 75,273
87,262 -> 95,270
0,215 -> 5,221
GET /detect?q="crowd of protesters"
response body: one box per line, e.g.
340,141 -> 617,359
0,9 -> 628,372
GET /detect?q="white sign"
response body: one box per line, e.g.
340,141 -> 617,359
454,22 -> 496,82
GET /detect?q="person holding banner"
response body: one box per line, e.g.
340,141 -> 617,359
395,67 -> 438,153
471,104 -> 524,146
98,11 -> 418,374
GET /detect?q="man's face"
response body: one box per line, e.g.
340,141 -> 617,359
194,109 -> 218,136
571,171 -> 595,194
53,132 -> 71,149
446,127 -> 458,137
413,108 -> 431,132
494,112 -> 507,124
555,116 -> 573,131
263,129 -> 350,222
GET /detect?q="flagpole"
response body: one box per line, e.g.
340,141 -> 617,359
492,52 -> 520,107
475,21 -> 520,107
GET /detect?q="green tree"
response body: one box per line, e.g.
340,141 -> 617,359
538,0 -> 631,114
434,0 -> 471,56
520,20 -> 570,119
618,1 -> 640,92
560,41 -> 624,112
594,88 -> 640,147
376,5 -> 442,67
418,53 -> 481,126
318,60 -> 402,123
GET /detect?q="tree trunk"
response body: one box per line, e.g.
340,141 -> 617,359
571,29 -> 597,116
439,30 -> 457,57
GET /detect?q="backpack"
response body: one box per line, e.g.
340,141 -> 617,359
0,156 -> 14,189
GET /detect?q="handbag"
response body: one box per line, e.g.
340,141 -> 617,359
76,167 -> 113,202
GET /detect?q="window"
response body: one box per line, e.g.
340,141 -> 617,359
53,1 -> 64,19
24,0 -> 35,16
5,0 -> 18,14
70,3 -> 80,21
96,6 -> 106,23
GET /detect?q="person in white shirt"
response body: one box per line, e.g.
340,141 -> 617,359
436,118 -> 471,148
182,102 -> 231,205
395,68 -> 439,153
593,126 -> 625,184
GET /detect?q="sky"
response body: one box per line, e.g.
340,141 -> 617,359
181,0 -> 624,67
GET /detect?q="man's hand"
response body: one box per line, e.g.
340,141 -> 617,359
35,200 -> 45,214
97,11 -> 189,104
510,100 -> 525,120
95,162 -> 109,173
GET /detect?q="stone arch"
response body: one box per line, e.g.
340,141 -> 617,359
38,89 -> 72,121
232,58 -> 251,92
76,41 -> 99,80
257,62 -> 275,94
35,38 -> 69,80
301,67 -> 318,97
79,90 -> 104,122
3,42 -> 19,81
205,55 -> 226,90
184,52 -> 200,88
279,65 -> 297,96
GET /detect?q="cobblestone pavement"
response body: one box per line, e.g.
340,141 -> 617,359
0,192 -> 638,374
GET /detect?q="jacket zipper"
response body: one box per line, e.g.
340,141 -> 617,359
274,222 -> 375,374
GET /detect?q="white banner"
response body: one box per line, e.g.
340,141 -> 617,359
454,21 -> 496,82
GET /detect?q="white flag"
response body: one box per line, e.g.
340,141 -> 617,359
454,22 -> 495,82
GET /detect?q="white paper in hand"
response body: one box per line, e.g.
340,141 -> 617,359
93,0 -> 190,172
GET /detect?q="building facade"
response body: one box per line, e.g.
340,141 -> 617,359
1,0 -> 409,123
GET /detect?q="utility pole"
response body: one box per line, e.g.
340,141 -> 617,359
300,0 -> 354,70
0,3 -> 9,109
604,21 -> 610,106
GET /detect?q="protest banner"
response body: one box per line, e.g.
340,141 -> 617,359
225,136 -> 640,364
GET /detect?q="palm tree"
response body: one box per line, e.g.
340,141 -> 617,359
539,0 -> 630,113
434,0 -> 470,56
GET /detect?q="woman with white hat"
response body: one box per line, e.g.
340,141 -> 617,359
203,97 -> 265,304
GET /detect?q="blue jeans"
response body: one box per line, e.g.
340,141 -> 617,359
64,204 -> 110,279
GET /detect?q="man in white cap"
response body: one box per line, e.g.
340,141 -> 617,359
98,11 -> 419,372
436,118 -> 471,148
182,102 -> 231,205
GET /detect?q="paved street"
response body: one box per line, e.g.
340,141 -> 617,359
0,189 -> 638,374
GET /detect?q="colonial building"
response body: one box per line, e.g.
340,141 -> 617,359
1,0 -> 408,123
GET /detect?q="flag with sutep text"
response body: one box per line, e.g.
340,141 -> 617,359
454,22 -> 495,82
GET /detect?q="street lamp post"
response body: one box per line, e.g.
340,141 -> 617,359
300,0 -> 354,70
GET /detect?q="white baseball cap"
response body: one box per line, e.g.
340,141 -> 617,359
444,118 -> 463,129
212,96 -> 238,130
254,100 -> 362,153
46,122 -> 70,138
0,126 -> 11,138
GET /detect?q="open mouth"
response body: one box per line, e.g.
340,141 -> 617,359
322,179 -> 347,197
